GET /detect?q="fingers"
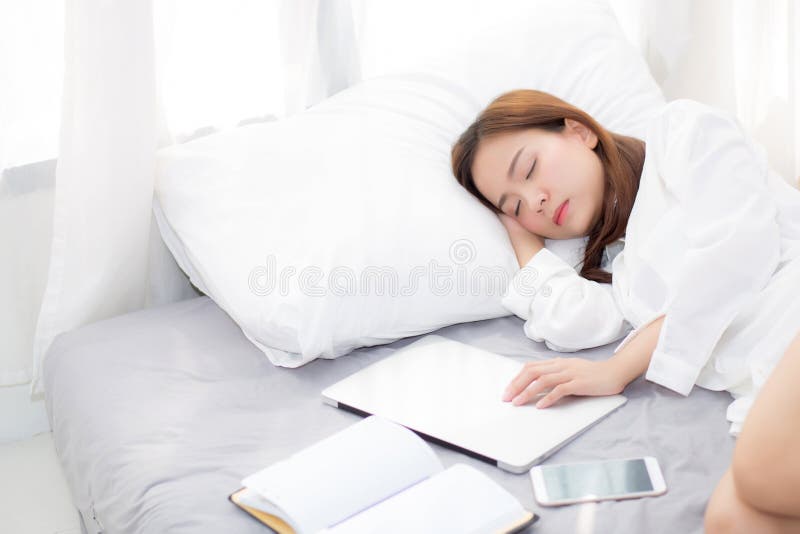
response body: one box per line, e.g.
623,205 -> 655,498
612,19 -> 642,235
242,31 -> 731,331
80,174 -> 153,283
498,213 -> 524,234
510,372 -> 569,406
535,382 -> 577,409
501,360 -> 561,401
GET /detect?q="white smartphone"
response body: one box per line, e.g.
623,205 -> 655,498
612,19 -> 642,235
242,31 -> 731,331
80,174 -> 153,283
529,456 -> 666,506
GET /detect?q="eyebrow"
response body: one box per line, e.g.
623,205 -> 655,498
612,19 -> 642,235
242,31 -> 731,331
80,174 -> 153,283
497,146 -> 524,211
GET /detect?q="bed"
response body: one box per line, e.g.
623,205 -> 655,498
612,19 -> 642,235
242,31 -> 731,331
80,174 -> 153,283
43,296 -> 734,533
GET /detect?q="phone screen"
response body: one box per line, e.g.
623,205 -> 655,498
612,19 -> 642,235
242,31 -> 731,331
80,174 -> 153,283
541,458 -> 653,500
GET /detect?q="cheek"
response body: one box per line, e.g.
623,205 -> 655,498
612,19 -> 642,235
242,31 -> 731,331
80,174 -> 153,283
546,145 -> 577,188
518,214 -> 547,235
586,159 -> 605,204
568,151 -> 601,194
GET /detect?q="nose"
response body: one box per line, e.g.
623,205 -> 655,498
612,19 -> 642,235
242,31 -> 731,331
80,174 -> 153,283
526,189 -> 548,214
512,179 -> 549,216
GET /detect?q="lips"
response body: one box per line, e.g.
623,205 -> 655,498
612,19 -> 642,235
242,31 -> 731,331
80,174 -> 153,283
553,200 -> 568,225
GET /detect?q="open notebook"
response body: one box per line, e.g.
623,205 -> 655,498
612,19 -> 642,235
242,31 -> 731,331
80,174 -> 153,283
322,334 -> 627,473
229,415 -> 537,534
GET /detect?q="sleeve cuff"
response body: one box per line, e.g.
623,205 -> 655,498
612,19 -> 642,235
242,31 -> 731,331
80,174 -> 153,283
645,348 -> 701,396
543,339 -> 581,353
501,247 -> 575,320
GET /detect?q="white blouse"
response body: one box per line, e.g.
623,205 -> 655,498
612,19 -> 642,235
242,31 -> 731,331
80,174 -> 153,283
502,99 -> 800,421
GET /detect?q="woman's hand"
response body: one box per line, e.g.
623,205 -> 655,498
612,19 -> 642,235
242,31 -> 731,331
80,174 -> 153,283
501,357 -> 626,409
498,214 -> 545,267
498,213 -> 528,235
502,317 -> 667,409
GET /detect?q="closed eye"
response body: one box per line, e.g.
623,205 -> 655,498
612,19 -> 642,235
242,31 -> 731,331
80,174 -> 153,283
514,160 -> 535,217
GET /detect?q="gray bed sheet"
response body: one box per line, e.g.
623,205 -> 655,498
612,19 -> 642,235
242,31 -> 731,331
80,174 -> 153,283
43,296 -> 735,534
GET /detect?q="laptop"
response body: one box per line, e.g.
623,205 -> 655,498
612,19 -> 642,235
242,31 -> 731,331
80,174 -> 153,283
321,335 -> 627,474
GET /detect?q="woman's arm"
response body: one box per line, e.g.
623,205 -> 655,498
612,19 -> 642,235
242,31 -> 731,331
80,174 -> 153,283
498,214 -> 631,352
502,315 -> 665,408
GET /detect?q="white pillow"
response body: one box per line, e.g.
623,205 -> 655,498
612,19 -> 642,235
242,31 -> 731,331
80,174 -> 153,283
357,0 -> 665,138
154,0 -> 664,368
155,75 -> 519,366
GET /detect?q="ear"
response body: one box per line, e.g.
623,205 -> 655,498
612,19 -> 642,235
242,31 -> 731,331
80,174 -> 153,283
564,118 -> 598,149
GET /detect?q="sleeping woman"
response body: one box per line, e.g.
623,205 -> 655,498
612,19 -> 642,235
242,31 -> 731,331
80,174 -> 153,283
451,89 -> 800,533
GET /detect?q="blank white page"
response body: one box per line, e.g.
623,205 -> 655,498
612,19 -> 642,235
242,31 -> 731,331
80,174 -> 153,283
321,463 -> 527,534
242,415 -> 443,534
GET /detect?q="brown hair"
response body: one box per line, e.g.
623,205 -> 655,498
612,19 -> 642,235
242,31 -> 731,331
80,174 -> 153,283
451,89 -> 645,284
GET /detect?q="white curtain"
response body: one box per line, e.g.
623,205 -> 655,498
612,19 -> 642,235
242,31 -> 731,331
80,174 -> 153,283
30,0 -> 163,394
20,0 -> 361,397
280,0 -> 361,116
610,0 -> 800,187
0,2 -> 63,389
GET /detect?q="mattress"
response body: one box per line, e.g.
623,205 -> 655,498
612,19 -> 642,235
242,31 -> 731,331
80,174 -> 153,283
43,296 -> 735,534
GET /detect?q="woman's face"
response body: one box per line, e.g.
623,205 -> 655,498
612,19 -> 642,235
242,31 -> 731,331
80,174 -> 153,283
471,119 -> 605,240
